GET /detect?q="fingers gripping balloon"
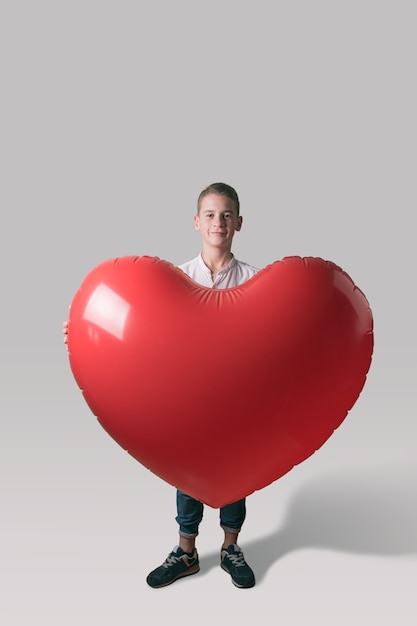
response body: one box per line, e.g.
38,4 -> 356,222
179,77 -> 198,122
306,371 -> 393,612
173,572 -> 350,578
67,256 -> 373,508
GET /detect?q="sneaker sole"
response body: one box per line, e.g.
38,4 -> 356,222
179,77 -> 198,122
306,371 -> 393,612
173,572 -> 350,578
147,564 -> 200,589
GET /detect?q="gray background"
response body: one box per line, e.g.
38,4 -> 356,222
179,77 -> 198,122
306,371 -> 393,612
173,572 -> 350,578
1,1 -> 415,624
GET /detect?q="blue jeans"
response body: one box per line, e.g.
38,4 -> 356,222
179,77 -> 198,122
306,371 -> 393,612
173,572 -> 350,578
176,490 -> 246,538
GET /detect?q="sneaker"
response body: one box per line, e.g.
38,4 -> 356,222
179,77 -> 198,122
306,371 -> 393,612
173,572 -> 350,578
146,546 -> 200,588
220,544 -> 255,588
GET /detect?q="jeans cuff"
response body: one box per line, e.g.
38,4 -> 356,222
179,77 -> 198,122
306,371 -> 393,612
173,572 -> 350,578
220,524 -> 242,534
178,530 -> 199,539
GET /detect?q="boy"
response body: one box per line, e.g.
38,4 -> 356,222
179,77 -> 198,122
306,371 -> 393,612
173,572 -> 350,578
146,183 -> 258,589
63,183 -> 258,588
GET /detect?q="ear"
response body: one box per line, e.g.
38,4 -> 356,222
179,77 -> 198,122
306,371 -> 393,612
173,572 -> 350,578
194,213 -> 201,231
236,216 -> 243,231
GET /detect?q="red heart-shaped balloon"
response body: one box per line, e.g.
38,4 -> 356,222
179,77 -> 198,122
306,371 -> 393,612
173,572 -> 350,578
68,256 -> 373,507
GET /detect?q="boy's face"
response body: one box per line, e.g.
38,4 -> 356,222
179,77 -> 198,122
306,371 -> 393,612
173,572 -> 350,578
194,193 -> 242,251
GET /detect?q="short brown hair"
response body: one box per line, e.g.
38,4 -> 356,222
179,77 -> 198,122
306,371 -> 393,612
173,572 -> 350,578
197,182 -> 240,215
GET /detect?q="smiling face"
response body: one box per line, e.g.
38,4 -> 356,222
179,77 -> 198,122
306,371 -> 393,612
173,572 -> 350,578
194,193 -> 242,252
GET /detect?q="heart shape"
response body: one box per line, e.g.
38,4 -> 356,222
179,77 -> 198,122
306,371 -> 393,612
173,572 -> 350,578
68,256 -> 373,507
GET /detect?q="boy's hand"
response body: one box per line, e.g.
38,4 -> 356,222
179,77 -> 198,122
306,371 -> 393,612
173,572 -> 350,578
63,320 -> 69,350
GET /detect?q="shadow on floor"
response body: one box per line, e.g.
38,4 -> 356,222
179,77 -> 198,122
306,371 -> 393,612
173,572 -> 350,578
199,460 -> 417,582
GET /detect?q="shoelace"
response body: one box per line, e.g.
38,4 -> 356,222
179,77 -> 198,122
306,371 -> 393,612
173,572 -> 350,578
162,551 -> 195,569
225,551 -> 246,567
162,553 -> 182,569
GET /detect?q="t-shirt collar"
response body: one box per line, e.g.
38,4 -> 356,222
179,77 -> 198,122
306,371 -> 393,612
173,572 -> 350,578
198,253 -> 236,276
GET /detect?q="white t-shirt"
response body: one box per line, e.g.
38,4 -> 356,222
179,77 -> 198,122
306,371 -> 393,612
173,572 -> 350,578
178,253 -> 259,289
